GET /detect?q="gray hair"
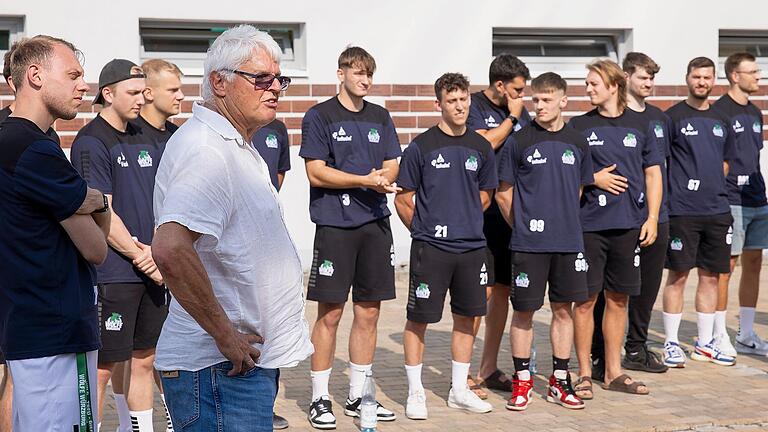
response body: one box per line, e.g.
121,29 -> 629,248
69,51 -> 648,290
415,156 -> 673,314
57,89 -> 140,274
202,24 -> 282,102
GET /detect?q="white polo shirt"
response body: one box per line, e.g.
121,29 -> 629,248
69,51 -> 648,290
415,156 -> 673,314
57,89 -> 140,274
153,102 -> 313,371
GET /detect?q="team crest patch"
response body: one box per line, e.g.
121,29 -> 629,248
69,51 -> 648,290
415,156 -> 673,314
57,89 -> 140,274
561,149 -> 575,165
754,121 -> 762,133
515,272 -> 530,288
105,312 -> 123,331
368,128 -> 381,143
623,133 -> 637,148
137,150 -> 153,168
670,237 -> 683,251
654,124 -> 664,138
713,124 -> 724,137
415,283 -> 431,299
465,155 -> 478,171
265,133 -> 278,148
319,260 -> 335,277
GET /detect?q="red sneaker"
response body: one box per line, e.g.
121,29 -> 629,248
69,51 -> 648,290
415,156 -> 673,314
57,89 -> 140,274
546,374 -> 585,410
505,376 -> 533,411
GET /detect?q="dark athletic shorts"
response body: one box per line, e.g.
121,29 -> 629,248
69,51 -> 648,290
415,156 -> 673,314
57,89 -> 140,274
306,218 -> 396,304
584,229 -> 642,297
406,240 -> 489,324
666,212 -> 733,274
483,212 -> 512,286
98,281 -> 170,363
510,251 -> 589,311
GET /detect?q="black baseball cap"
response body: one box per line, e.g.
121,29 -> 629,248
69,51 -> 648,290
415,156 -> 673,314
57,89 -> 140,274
93,59 -> 146,105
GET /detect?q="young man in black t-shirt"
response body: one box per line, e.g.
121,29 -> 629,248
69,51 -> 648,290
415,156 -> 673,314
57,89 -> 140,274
301,47 -> 401,429
253,119 -> 291,190
496,73 -> 590,411
467,54 -> 532,394
396,73 -> 496,419
70,59 -> 168,432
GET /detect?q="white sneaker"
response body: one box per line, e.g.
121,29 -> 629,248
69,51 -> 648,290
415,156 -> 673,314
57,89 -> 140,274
714,333 -> 738,357
447,387 -> 492,414
662,341 -> 686,368
736,331 -> 768,355
406,389 -> 428,420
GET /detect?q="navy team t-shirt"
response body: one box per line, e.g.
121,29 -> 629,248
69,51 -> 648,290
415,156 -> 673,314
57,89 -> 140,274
665,101 -> 736,216
0,117 -> 99,360
397,126 -> 498,253
498,122 -> 594,253
631,104 -> 672,224
713,94 -> 767,208
300,97 -> 402,228
0,105 -> 61,144
70,114 -> 175,284
569,109 -> 663,232
252,119 -> 291,189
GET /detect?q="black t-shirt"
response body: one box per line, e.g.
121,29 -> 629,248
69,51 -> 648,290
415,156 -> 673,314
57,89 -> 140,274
665,101 -> 736,216
569,109 -> 663,232
0,106 -> 61,145
713,94 -> 767,207
70,114 -> 175,284
398,126 -> 498,253
299,97 -> 402,228
0,117 -> 98,360
498,122 -> 594,253
252,119 -> 291,189
629,104 -> 672,223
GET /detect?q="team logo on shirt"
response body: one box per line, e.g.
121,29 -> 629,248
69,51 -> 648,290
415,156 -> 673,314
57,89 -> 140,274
733,120 -> 745,133
431,153 -> 451,169
332,126 -> 353,142
726,226 -> 733,245
485,115 -> 499,128
367,128 -> 381,143
574,252 -> 588,272
713,124 -> 724,137
318,260 -> 335,277
105,312 -> 123,331
515,272 -> 530,288
137,150 -> 153,168
654,124 -> 664,138
681,123 -> 699,136
562,149 -> 575,165
415,283 -> 431,299
587,132 -> 604,146
465,155 -> 479,171
527,149 -> 547,165
117,152 -> 129,168
670,237 -> 683,251
753,121 -> 762,133
623,133 -> 638,148
265,133 -> 279,148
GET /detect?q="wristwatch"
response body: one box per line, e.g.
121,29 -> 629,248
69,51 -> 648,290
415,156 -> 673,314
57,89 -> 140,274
507,115 -> 519,127
93,194 -> 110,213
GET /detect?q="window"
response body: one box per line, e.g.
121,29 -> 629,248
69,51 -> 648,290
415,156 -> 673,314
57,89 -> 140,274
139,20 -> 306,77
492,28 -> 631,79
719,30 -> 768,79
0,16 -> 24,61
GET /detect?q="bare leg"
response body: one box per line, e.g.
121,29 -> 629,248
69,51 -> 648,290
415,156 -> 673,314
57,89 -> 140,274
404,320 -> 428,366
695,270 -> 719,314
574,294 -> 598,378
478,284 -> 511,379
310,303 -> 345,371
509,310 -> 534,359
739,250 -> 762,308
452,315 -> 477,363
349,302 -> 381,365
127,349 -> 156,411
550,303 -> 574,360
603,291 -> 648,393
663,270 -> 690,314
717,257 -> 738,311
97,361 -> 116,423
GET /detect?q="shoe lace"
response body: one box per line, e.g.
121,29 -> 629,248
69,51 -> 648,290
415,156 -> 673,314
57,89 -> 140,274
665,342 -> 680,357
315,400 -> 331,415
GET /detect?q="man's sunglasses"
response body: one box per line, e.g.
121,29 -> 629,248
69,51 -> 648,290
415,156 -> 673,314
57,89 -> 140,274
226,69 -> 291,91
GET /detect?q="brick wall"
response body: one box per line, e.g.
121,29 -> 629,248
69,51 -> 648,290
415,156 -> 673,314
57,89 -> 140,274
2,82 -> 767,148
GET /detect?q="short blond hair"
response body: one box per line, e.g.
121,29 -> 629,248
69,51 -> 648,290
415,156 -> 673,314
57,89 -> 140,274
10,35 -> 80,90
140,58 -> 183,82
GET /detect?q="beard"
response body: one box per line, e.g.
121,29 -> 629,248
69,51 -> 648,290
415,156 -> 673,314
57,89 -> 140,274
42,90 -> 78,121
689,87 -> 712,101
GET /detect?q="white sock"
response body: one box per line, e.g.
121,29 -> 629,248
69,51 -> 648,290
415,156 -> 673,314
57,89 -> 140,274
697,312 -> 715,345
451,360 -> 470,391
311,368 -> 332,401
714,310 -> 728,336
160,393 -> 174,432
739,306 -> 756,338
663,312 -> 682,344
516,369 -> 531,381
129,409 -> 153,432
405,363 -> 424,394
114,394 -> 132,432
348,362 -> 372,400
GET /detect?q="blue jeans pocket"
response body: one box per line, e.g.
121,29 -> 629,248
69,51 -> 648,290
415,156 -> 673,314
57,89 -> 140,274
162,371 -> 201,429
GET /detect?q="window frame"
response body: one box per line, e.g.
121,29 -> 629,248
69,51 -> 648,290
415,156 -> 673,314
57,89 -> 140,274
0,16 -> 25,62
718,30 -> 768,80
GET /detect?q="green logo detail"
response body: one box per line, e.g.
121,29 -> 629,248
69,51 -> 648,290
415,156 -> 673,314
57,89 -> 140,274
137,150 -> 153,167
670,237 -> 683,251
319,260 -> 335,276
415,282 -> 431,299
515,272 -> 530,288
368,128 -> 381,143
265,133 -> 278,148
105,312 -> 123,331
561,149 -> 575,165
623,133 -> 637,147
465,155 -> 479,171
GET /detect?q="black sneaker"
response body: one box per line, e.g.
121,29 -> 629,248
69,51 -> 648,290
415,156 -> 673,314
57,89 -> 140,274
623,345 -> 668,373
308,396 -> 336,430
273,412 -> 289,430
344,397 -> 397,421
591,356 -> 605,382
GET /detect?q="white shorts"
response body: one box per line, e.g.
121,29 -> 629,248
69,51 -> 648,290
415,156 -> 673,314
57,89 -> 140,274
7,350 -> 98,432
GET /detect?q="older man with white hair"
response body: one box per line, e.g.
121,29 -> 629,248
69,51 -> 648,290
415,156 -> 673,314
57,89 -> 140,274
151,24 -> 313,431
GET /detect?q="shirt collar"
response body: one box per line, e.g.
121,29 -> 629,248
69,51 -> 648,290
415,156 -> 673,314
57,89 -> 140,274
192,102 -> 246,146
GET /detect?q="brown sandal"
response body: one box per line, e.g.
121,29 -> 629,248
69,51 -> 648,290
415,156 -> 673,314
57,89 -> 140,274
574,376 -> 594,400
601,374 -> 649,395
467,375 -> 488,399
478,369 -> 513,392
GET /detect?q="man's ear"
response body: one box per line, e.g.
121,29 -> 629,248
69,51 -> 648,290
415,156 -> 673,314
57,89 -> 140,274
210,71 -> 227,97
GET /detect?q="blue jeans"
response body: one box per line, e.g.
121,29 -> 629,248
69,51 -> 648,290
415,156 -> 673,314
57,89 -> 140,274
161,362 -> 279,432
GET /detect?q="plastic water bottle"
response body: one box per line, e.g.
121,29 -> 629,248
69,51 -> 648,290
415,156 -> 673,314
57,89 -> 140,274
530,335 -> 538,375
360,370 -> 377,432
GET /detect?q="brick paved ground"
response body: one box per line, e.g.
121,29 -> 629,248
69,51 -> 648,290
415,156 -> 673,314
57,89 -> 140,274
45,265 -> 768,430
